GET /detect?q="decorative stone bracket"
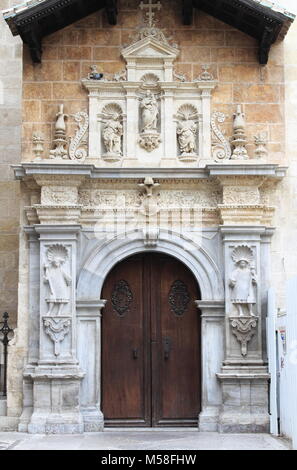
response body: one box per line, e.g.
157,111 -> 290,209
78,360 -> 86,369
43,316 -> 71,357
229,316 -> 258,357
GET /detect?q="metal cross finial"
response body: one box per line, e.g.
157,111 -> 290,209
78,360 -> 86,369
140,0 -> 162,28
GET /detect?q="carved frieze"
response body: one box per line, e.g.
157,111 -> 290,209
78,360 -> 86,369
223,187 -> 260,206
42,186 -> 78,206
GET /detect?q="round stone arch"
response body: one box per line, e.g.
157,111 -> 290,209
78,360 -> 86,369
76,229 -> 224,302
76,229 -> 225,431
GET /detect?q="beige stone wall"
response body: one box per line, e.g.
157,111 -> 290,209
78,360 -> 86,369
22,0 -> 285,164
0,0 -> 22,328
270,17 -> 297,308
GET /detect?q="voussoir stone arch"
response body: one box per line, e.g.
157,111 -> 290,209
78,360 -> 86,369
76,229 -> 224,302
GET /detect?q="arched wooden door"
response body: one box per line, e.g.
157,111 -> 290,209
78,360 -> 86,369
102,253 -> 201,427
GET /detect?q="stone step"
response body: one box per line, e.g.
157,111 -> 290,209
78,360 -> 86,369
0,416 -> 19,432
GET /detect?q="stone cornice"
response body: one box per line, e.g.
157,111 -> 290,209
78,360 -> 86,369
12,163 -> 287,182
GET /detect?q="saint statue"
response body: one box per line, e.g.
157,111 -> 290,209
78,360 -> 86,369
44,244 -> 72,316
177,119 -> 197,155
140,91 -> 159,132
229,245 -> 257,317
102,113 -> 123,156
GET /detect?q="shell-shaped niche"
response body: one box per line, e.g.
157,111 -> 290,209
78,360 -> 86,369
176,103 -> 199,121
101,102 -> 123,118
140,73 -> 160,88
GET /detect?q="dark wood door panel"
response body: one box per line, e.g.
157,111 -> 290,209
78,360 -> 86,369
102,255 -> 150,426
152,255 -> 201,426
102,253 -> 201,427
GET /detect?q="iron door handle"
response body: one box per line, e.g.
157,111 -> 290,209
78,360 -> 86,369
133,348 -> 138,360
164,337 -> 171,360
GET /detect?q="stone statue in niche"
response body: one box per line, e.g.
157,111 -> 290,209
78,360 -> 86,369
103,114 -> 123,156
43,244 -> 72,316
176,104 -> 199,160
177,120 -> 197,155
101,104 -> 123,161
138,91 -> 161,152
229,245 -> 257,317
140,90 -> 159,132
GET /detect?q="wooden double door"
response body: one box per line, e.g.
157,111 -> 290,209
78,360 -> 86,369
102,253 -> 201,427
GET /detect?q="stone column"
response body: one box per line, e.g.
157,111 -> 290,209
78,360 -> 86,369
196,300 -> 225,431
27,224 -> 84,434
123,85 -> 138,162
216,172 -> 273,432
76,300 -> 106,432
162,86 -> 176,161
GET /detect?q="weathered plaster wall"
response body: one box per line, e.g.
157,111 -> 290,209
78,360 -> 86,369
0,0 -> 22,328
22,0 -> 285,163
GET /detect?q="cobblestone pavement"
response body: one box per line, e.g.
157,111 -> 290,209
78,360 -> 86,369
0,431 -> 291,451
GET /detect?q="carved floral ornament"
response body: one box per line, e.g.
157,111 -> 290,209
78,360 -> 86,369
168,280 -> 191,317
111,280 -> 133,317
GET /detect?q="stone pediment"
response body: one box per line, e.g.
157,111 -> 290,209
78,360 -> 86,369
122,37 -> 179,62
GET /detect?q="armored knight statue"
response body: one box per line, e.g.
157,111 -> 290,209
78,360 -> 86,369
44,244 -> 72,316
229,245 -> 257,317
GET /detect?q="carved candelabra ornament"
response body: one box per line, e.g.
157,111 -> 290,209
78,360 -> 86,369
139,91 -> 161,152
254,132 -> 268,160
50,104 -> 68,160
43,244 -> 72,316
195,64 -> 214,82
229,245 -> 257,317
231,105 -> 249,160
32,132 -> 44,160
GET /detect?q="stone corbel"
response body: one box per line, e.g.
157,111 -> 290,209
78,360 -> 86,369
43,316 -> 71,357
229,316 -> 258,357
143,228 -> 160,248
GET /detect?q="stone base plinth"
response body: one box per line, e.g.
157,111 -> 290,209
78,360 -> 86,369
27,366 -> 85,434
217,369 -> 270,433
218,411 -> 270,433
82,408 -> 104,432
198,406 -> 220,432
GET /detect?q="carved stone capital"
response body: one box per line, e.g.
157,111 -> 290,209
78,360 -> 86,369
43,316 -> 71,357
229,316 -> 258,357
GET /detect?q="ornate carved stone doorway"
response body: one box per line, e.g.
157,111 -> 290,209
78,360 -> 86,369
101,253 -> 201,427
